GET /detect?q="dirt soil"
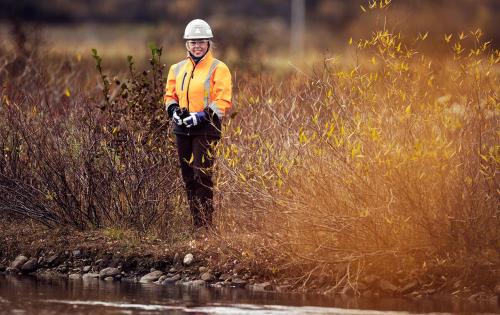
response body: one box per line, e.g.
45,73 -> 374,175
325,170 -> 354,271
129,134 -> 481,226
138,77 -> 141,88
0,221 -> 498,304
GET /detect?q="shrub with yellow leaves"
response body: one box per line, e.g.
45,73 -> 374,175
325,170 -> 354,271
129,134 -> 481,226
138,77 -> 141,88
214,25 -> 499,292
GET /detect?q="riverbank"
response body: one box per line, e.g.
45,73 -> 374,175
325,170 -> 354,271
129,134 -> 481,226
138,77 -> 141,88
0,222 -> 498,305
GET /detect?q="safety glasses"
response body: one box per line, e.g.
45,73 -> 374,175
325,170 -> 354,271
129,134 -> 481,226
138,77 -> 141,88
187,40 -> 209,47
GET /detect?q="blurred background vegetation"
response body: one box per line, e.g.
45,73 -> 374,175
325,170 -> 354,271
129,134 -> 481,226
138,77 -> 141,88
1,0 -> 499,68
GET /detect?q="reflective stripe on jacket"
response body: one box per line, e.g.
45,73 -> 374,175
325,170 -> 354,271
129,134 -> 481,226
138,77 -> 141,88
164,50 -> 232,119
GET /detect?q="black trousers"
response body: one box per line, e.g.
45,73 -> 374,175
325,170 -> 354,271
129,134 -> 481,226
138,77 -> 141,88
175,134 -> 218,228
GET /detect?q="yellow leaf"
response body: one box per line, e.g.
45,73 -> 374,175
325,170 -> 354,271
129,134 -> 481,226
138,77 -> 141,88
351,142 -> 361,159
64,88 -> 71,97
359,209 -> 369,217
370,128 -> 380,141
276,178 -> 283,188
326,125 -> 335,138
348,37 -> 353,45
360,5 -> 366,12
312,113 -> 319,124
187,153 -> 194,165
405,105 -> 411,114
234,126 -> 242,136
45,191 -> 54,201
239,173 -> 246,182
444,33 -> 452,43
298,129 -> 308,144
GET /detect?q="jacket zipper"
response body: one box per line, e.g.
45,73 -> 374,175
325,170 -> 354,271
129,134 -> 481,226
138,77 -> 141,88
181,72 -> 187,91
186,60 -> 198,112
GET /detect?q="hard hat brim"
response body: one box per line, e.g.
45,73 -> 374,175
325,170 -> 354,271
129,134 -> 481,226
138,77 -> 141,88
184,35 -> 214,40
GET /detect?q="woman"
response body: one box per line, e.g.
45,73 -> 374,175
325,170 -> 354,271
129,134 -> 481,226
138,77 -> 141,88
164,19 -> 232,228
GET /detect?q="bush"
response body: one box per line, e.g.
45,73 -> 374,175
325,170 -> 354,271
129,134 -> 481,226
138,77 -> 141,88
0,44 -> 182,233
214,27 -> 499,289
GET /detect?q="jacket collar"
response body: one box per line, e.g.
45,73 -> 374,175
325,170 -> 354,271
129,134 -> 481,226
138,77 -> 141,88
186,50 -> 213,66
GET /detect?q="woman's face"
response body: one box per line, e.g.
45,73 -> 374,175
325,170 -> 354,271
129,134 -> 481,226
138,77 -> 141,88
187,39 -> 209,58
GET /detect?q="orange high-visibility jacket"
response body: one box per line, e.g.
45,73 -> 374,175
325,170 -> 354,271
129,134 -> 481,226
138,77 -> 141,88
164,50 -> 232,119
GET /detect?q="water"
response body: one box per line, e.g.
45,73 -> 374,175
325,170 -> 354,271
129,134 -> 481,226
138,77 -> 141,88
0,274 -> 497,315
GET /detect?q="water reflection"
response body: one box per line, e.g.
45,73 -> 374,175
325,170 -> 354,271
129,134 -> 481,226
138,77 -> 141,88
0,274 -> 497,315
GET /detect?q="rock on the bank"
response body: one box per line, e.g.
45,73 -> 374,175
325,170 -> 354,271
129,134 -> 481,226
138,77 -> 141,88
183,253 -> 194,266
340,285 -> 354,296
46,253 -> 63,267
10,255 -> 28,270
21,258 -> 38,273
140,270 -> 164,283
251,282 -> 273,291
99,267 -> 120,279
199,266 -> 208,273
82,273 -> 100,280
183,279 -> 206,287
173,253 -> 180,265
362,274 -> 379,286
200,272 -> 215,282
69,273 -> 82,280
276,285 -> 292,292
231,278 -> 247,288
219,273 -> 231,281
157,275 -> 167,283
162,274 -> 181,285
379,279 -> 399,294
400,280 -> 419,294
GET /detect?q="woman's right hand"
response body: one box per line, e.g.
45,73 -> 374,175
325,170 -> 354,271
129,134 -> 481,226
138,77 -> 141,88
172,109 -> 183,126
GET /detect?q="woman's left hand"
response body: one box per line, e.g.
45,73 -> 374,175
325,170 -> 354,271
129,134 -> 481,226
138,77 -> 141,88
183,111 -> 207,128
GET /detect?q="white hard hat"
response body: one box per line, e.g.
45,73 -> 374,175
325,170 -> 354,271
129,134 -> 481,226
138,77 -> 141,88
184,19 -> 213,39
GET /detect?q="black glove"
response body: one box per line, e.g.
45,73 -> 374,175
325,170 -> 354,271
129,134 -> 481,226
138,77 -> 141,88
166,103 -> 180,118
